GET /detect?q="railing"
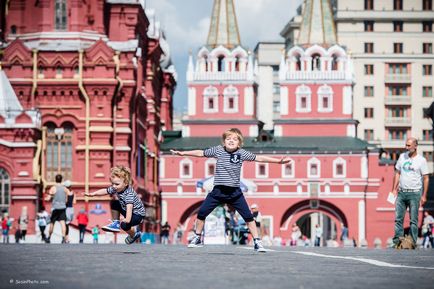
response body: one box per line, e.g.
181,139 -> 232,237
192,72 -> 248,81
384,117 -> 411,126
285,70 -> 349,80
384,95 -> 411,105
384,74 -> 411,83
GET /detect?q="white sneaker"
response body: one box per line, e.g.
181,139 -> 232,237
188,234 -> 203,248
254,239 -> 266,252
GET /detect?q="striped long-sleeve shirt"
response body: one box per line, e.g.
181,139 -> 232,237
204,145 -> 256,188
107,186 -> 146,216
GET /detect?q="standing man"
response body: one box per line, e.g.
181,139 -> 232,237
46,174 -> 70,243
392,137 -> 430,248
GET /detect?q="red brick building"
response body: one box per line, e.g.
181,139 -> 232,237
0,0 -> 176,240
160,0 -> 397,247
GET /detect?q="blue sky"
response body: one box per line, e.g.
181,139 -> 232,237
146,0 -> 302,113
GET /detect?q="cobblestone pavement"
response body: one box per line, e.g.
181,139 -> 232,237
1,244 -> 433,289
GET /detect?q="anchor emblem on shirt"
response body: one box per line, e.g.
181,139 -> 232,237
230,153 -> 241,164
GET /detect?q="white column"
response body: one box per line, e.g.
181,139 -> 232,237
188,87 -> 196,116
244,87 -> 254,115
280,86 -> 288,115
358,200 -> 366,244
342,86 -> 352,115
361,154 -> 368,179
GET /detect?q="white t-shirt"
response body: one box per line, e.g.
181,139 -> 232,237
395,152 -> 429,190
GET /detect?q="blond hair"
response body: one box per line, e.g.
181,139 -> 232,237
222,128 -> 244,147
110,165 -> 131,185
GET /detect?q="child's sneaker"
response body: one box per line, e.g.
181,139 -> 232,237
102,220 -> 121,232
254,239 -> 266,252
188,234 -> 203,248
125,231 -> 141,244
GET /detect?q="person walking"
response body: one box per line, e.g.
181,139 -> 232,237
37,207 -> 49,242
2,214 -> 11,243
422,211 -> 434,248
392,137 -> 429,248
160,222 -> 171,245
171,128 -> 291,252
77,208 -> 89,243
18,207 -> 28,242
45,174 -> 69,243
64,180 -> 75,243
314,224 -> 322,247
340,223 -> 348,243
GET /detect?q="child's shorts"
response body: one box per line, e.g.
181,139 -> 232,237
197,185 -> 254,222
111,200 -> 144,231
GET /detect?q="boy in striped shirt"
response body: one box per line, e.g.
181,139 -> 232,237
171,128 -> 291,252
85,166 -> 145,244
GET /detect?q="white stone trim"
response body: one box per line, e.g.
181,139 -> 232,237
280,86 -> 289,115
244,87 -> 254,116
179,159 -> 193,179
188,87 -> 196,116
205,159 -> 216,177
296,84 -> 311,113
343,86 -> 352,115
203,86 -> 218,113
333,157 -> 346,178
255,162 -> 269,178
223,85 -> 239,113
317,84 -> 333,112
282,160 -> 295,178
307,157 -> 320,178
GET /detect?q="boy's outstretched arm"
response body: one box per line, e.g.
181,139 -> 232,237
255,155 -> 292,164
170,149 -> 204,157
84,188 -> 108,197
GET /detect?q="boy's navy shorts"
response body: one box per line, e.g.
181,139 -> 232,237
197,185 -> 254,222
110,200 -> 144,231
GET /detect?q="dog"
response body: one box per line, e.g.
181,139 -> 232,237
395,235 -> 416,249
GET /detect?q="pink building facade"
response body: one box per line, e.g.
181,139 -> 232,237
160,0 -> 399,247
0,0 -> 176,238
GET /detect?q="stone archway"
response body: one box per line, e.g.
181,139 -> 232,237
280,200 -> 348,242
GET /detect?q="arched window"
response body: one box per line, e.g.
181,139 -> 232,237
307,157 -> 320,178
317,85 -> 333,112
311,53 -> 321,71
333,157 -> 346,178
205,159 -> 216,177
0,168 -> 10,213
282,159 -> 295,178
204,55 -> 209,72
223,86 -> 239,113
180,159 -> 193,178
331,55 -> 338,71
234,56 -> 240,71
55,0 -> 68,31
217,55 -> 225,72
46,122 -> 74,182
296,85 -> 311,112
203,86 -> 218,113
295,55 -> 302,71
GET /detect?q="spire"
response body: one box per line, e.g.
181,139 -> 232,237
0,69 -> 23,118
297,0 -> 337,46
206,0 -> 241,49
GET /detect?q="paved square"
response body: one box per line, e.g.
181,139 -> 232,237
1,245 -> 433,289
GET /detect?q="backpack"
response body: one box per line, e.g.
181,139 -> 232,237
395,235 -> 416,250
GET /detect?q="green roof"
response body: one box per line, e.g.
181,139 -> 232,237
161,135 -> 373,154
